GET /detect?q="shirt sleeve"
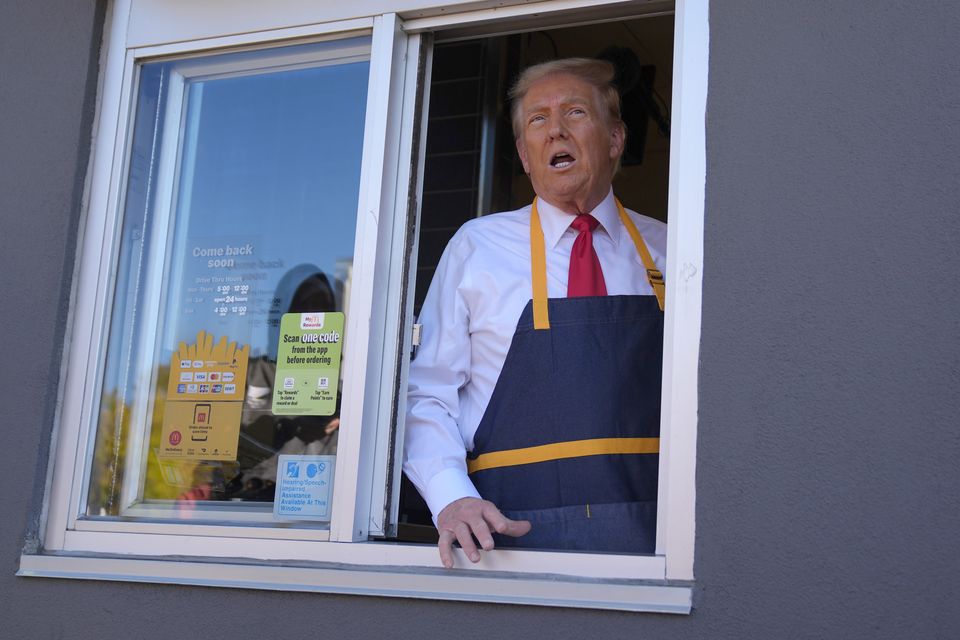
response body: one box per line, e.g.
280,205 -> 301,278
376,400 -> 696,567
403,229 -> 482,520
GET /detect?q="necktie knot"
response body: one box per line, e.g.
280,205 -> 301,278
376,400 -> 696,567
571,214 -> 599,234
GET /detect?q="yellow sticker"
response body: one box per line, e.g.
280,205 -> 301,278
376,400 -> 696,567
159,330 -> 249,460
158,401 -> 243,460
166,330 -> 249,401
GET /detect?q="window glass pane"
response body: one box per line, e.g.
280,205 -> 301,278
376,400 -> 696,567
86,39 -> 370,523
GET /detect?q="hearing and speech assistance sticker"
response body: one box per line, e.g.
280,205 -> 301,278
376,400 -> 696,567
272,312 -> 344,416
273,454 -> 336,521
158,331 -> 249,460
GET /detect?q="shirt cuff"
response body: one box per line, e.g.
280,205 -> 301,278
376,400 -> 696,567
424,467 -> 482,523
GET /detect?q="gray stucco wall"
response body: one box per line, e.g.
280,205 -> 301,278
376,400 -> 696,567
1,0 -> 105,566
2,1 -> 958,638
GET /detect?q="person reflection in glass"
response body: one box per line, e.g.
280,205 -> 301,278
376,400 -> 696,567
228,264 -> 342,500
177,264 -> 342,507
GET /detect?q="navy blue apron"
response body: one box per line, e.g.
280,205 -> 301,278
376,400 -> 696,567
466,198 -> 664,554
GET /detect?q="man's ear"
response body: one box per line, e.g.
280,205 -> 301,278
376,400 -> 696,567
516,138 -> 531,174
609,122 -> 626,160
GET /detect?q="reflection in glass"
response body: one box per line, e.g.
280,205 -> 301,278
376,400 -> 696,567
86,39 -> 369,523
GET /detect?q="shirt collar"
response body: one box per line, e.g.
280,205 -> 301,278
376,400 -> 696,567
536,188 -> 621,250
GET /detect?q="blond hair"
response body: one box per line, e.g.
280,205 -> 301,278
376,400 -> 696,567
508,58 -> 623,140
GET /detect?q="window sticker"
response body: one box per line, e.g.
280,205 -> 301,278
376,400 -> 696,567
183,241 -> 260,325
272,312 -> 344,416
273,454 -> 336,521
159,331 -> 249,460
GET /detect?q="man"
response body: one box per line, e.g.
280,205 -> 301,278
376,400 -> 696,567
404,58 -> 667,568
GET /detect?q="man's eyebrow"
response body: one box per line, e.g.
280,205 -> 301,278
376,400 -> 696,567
524,94 -> 592,114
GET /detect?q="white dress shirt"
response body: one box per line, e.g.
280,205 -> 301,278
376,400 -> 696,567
403,189 -> 667,518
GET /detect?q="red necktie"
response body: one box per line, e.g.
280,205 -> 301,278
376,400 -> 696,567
567,214 -> 607,297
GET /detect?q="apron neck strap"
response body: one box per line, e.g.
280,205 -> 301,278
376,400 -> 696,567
530,197 -> 665,330
616,199 -> 666,312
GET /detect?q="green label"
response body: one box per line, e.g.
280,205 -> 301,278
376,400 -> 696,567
272,312 -> 344,416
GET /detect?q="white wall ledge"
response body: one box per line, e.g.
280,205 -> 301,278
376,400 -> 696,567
19,552 -> 692,614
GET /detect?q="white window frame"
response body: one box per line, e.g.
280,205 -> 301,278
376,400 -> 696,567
20,0 -> 707,614
101,36 -> 375,528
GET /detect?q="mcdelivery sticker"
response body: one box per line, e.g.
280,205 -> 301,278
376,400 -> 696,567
159,330 -> 249,460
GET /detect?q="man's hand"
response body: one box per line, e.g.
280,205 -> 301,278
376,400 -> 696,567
435,497 -> 532,569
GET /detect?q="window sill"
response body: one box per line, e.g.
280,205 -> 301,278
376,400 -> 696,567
19,552 -> 692,613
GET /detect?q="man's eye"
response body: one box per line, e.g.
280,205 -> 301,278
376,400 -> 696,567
529,114 -> 545,124
569,108 -> 586,116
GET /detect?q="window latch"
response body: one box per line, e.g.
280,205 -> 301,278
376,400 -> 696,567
410,323 -> 423,360
412,323 -> 422,347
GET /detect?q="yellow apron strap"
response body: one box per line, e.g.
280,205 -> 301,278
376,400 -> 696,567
530,198 -> 551,329
616,198 -> 666,311
467,436 -> 660,474
529,196 -> 665,330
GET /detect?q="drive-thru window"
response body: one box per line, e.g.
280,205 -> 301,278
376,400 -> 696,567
21,0 -> 706,613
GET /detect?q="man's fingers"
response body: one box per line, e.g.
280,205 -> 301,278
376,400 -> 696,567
481,502 -> 532,538
437,529 -> 457,569
499,518 -> 532,538
453,522 -> 481,563
468,516 -> 495,551
435,497 -> 532,568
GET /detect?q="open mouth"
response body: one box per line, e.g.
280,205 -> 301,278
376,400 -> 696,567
550,152 -> 575,169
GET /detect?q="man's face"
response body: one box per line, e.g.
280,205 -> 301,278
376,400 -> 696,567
515,72 -> 624,215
